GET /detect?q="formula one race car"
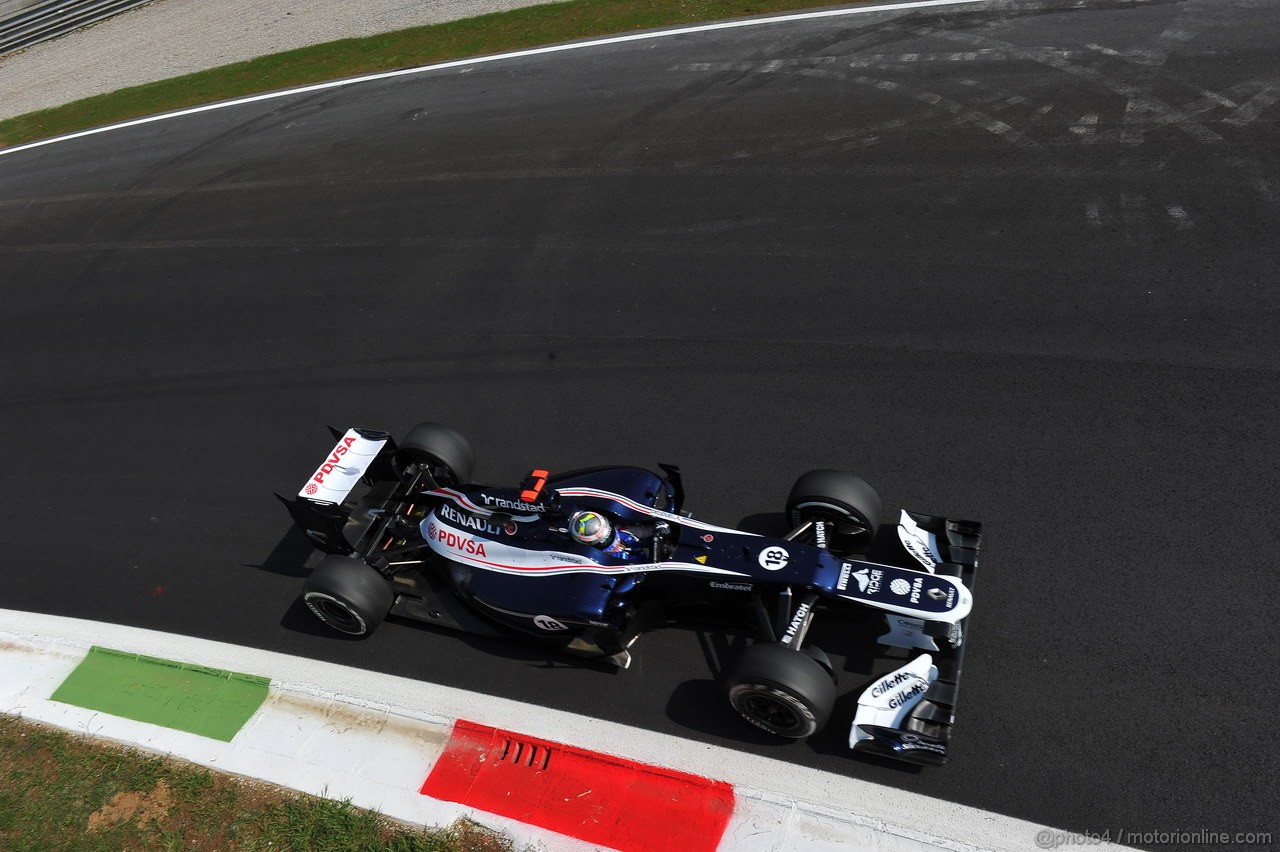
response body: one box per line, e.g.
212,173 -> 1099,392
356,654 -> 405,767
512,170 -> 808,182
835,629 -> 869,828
277,423 -> 981,765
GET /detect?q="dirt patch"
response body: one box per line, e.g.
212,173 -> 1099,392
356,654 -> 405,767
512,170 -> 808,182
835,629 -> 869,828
87,779 -> 173,830
449,817 -> 514,852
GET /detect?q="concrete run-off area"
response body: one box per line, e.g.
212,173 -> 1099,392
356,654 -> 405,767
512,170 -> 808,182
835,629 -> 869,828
0,0 -> 563,119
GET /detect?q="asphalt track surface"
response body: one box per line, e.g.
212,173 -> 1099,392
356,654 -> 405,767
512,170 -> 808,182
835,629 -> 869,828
1,0 -> 1277,846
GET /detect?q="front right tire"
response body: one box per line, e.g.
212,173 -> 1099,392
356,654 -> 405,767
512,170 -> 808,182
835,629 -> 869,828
786,468 -> 882,552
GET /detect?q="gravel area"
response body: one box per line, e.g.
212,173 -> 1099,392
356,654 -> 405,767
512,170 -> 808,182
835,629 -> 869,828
0,0 -> 560,120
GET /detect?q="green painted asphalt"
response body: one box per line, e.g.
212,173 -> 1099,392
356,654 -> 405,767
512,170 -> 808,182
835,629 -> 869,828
50,646 -> 269,742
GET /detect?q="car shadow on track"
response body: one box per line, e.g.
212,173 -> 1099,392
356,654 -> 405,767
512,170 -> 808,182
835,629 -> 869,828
279,592 -> 624,674
448,629 -> 625,673
666,628 -> 830,750
279,595 -> 345,637
665,678 -> 794,748
245,525 -> 316,578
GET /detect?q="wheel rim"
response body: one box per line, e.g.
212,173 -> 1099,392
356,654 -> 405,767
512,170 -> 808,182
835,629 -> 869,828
743,693 -> 802,732
731,683 -> 815,737
791,503 -> 874,554
792,502 -> 869,533
304,593 -> 366,635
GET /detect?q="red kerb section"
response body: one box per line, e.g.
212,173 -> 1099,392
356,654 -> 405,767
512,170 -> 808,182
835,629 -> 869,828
421,719 -> 735,852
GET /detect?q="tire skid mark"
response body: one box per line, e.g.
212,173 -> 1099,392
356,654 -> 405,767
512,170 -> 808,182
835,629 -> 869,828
947,77 -> 1034,114
1084,198 -> 1107,229
671,56 -> 842,74
670,11 -> 1270,153
1070,112 -> 1100,142
667,59 -> 1044,154
745,55 -> 1049,151
1084,41 -> 1241,113
846,73 -> 1042,150
1223,83 -> 1280,127
1083,193 -> 1199,237
846,47 -> 1080,67
6,157 -> 1265,218
1120,96 -> 1220,144
1079,0 -> 1276,137
915,25 -> 1225,144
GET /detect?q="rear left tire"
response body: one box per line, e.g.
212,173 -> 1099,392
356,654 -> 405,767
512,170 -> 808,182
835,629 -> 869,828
302,555 -> 394,637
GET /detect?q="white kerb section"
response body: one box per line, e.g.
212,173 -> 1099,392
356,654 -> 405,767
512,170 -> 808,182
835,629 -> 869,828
298,429 -> 387,504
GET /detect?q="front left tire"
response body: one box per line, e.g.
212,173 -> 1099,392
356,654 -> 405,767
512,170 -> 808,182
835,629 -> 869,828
726,642 -> 837,738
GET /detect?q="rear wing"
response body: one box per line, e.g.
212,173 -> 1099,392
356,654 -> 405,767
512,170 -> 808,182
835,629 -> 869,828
275,426 -> 398,554
298,427 -> 394,503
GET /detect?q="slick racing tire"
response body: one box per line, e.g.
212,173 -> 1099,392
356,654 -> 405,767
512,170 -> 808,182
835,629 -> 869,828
787,469 -> 882,549
726,642 -> 837,739
302,555 -> 394,637
394,422 -> 475,487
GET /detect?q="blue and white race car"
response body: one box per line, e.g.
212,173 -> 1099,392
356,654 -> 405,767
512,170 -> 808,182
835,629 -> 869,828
278,422 -> 981,765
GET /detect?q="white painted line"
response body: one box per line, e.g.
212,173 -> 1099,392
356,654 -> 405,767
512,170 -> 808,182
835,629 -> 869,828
0,0 -> 987,159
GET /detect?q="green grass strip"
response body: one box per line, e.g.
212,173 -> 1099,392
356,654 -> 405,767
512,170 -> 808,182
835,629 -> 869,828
50,646 -> 269,742
0,715 -> 507,849
0,0 -> 874,148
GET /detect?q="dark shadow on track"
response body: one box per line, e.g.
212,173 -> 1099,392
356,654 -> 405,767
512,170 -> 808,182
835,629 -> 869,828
805,688 -> 923,774
281,588 -> 625,673
279,595 -> 343,637
247,525 -> 316,578
665,679 -> 797,747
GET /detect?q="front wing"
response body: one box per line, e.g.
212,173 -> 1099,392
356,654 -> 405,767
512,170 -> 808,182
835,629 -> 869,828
848,510 -> 980,765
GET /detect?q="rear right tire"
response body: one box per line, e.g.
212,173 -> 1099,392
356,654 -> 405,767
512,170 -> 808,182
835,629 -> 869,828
394,422 -> 475,487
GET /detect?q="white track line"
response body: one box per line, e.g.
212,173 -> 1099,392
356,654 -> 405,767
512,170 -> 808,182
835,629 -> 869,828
0,0 -> 986,158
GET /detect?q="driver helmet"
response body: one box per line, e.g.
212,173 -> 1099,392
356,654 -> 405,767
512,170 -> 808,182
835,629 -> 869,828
569,510 -> 613,546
